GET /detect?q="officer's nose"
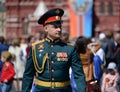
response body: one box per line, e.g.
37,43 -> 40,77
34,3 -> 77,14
56,27 -> 62,32
54,24 -> 62,31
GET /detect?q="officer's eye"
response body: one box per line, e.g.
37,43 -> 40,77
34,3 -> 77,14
53,25 -> 62,28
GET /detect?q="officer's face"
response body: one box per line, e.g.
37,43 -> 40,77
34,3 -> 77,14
44,22 -> 62,40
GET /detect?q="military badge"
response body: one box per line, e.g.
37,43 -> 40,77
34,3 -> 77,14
57,58 -> 61,61
57,52 -> 62,57
57,52 -> 68,61
38,43 -> 44,52
57,52 -> 67,57
56,9 -> 60,14
62,52 -> 67,57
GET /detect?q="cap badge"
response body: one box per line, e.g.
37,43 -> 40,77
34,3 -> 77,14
56,9 -> 60,14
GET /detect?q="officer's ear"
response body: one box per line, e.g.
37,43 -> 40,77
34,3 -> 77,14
44,25 -> 48,32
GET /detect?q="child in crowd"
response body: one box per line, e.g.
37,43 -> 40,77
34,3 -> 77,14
0,51 -> 15,92
101,62 -> 119,92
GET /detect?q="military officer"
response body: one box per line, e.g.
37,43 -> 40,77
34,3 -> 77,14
22,8 -> 86,92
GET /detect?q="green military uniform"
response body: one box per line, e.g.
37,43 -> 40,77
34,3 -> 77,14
22,8 -> 86,92
22,38 -> 86,92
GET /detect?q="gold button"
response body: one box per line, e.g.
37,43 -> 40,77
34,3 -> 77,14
51,52 -> 54,55
52,86 -> 54,88
51,45 -> 53,47
51,82 -> 55,88
51,61 -> 54,64
52,69 -> 54,72
52,78 -> 54,81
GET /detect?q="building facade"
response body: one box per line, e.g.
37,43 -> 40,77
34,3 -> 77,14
0,1 -> 6,37
93,0 -> 120,36
5,0 -> 120,39
5,0 -> 69,39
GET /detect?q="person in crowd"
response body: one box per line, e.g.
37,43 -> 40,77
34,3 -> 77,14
61,30 -> 70,43
0,36 -> 9,72
39,31 -> 47,40
104,31 -> 115,68
34,31 -> 41,42
75,36 -> 96,92
112,33 -> 120,91
20,38 -> 27,62
8,38 -> 25,92
0,36 -> 9,54
0,36 -> 8,92
0,37 -> 8,73
22,8 -> 86,92
34,31 -> 46,42
75,36 -> 93,81
104,32 -> 120,68
87,41 -> 105,82
101,62 -> 119,92
0,51 -> 15,92
26,35 -> 35,59
98,32 -> 107,54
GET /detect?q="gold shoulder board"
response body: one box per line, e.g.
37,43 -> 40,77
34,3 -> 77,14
32,39 -> 45,47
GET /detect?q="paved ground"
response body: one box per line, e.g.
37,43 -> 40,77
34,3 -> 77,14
10,85 -> 16,92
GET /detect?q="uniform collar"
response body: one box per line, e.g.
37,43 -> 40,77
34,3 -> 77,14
45,37 -> 60,44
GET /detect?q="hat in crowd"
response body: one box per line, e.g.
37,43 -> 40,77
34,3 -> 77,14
99,33 -> 106,40
107,62 -> 116,70
38,8 -> 64,25
1,51 -> 12,60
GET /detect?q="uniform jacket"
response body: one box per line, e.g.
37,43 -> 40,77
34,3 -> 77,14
22,38 -> 86,92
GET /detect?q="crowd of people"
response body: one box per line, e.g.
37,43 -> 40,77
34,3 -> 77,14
0,30 -> 120,92
74,32 -> 120,92
0,8 -> 120,92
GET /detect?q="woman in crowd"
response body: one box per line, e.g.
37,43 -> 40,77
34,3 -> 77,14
8,38 -> 25,92
75,36 -> 102,92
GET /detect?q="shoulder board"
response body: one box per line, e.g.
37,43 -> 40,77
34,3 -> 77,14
32,39 -> 45,46
67,42 -> 74,46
